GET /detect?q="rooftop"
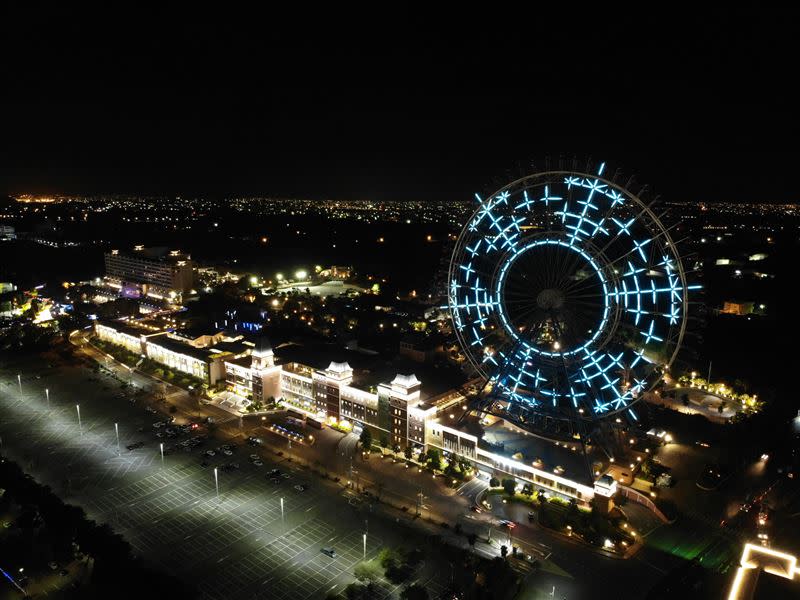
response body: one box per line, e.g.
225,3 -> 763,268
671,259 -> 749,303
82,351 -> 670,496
148,335 -> 226,363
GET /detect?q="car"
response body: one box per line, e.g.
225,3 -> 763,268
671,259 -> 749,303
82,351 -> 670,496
527,511 -> 535,521
267,468 -> 281,476
126,441 -> 144,451
205,450 -> 216,457
223,449 -> 233,456
48,561 -> 58,571
155,432 -> 164,438
321,547 -> 337,558
253,460 -> 263,467
269,477 -> 281,484
249,454 -> 260,461
499,519 -> 516,528
59,569 -> 69,577
294,484 -> 308,492
469,506 -> 482,513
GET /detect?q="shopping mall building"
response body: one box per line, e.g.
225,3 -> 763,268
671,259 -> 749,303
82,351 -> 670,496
94,321 -> 599,504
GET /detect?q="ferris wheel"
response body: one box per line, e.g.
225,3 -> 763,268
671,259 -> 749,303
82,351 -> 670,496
448,163 -> 697,425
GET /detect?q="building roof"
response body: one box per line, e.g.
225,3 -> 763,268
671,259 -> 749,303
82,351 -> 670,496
224,355 -> 252,368
96,318 -> 166,339
391,373 -> 420,388
210,340 -> 251,356
327,361 -> 352,373
147,335 -> 224,363
478,422 -> 596,486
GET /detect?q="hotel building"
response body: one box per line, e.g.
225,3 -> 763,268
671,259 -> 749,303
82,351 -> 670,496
103,246 -> 195,303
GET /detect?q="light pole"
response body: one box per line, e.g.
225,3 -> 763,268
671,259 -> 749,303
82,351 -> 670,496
213,467 -> 219,501
45,388 -> 50,410
280,497 -> 284,523
17,374 -> 22,394
115,423 -> 120,456
160,442 -> 164,467
76,404 -> 82,435
363,532 -> 367,559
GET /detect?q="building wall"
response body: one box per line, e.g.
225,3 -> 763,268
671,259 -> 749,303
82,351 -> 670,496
145,340 -> 209,381
95,323 -> 143,354
281,371 -> 315,411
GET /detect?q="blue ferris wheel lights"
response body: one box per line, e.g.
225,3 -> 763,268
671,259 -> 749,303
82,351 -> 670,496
449,166 -> 695,418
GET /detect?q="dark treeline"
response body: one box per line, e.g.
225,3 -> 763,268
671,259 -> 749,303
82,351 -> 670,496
0,456 -> 196,598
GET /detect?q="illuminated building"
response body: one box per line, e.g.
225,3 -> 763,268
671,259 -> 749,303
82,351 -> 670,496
94,320 -> 230,385
94,323 -> 603,504
727,543 -> 800,599
722,300 -> 755,316
103,246 -> 195,303
0,225 -> 16,241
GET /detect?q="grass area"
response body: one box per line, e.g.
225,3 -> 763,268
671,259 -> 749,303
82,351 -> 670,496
645,514 -> 737,571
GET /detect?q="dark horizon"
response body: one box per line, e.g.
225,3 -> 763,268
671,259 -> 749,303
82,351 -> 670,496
2,8 -> 798,204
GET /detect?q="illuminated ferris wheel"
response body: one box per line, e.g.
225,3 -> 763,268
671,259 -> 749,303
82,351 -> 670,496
448,163 -> 697,425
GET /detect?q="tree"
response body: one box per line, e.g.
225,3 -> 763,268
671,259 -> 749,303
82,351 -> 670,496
426,448 -> 441,470
400,584 -> 429,600
502,478 -> 517,496
359,428 -> 373,453
353,560 -> 382,582
404,445 -> 413,460
393,444 -> 401,457
490,477 -> 500,488
379,434 -> 389,454
682,393 -> 690,406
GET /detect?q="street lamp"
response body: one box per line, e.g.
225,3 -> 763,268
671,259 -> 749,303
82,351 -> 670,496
76,404 -> 82,435
363,532 -> 367,559
280,497 -> 284,524
160,442 -> 164,467
45,388 -> 50,410
17,374 -> 21,394
114,422 -> 120,456
213,467 -> 219,501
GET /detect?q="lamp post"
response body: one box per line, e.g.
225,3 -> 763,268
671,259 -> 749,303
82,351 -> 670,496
76,404 -> 82,435
17,374 -> 22,394
213,467 -> 219,501
115,423 -> 120,456
363,532 -> 367,559
280,497 -> 284,522
160,442 -> 164,467
45,388 -> 50,410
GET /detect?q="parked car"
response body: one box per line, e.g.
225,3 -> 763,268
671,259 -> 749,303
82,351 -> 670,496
321,547 -> 337,558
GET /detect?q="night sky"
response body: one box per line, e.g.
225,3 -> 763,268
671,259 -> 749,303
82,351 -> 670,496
2,7 -> 797,202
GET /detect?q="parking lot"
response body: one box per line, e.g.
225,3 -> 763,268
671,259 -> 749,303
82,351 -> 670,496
0,354 -> 446,599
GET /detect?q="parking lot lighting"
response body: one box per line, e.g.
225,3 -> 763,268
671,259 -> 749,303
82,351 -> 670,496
76,404 -> 82,435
